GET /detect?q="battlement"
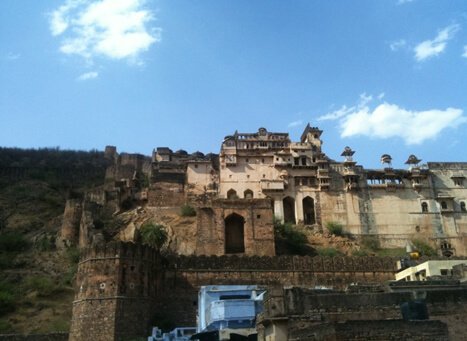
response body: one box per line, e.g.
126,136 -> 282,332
79,241 -> 160,264
165,254 -> 397,272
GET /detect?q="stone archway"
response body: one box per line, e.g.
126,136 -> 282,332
225,213 -> 245,254
283,197 -> 295,224
303,196 -> 316,225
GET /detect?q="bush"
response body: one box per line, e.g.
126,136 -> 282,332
352,249 -> 369,257
274,220 -> 309,255
0,289 -> 15,315
412,239 -> 437,257
0,320 -> 13,333
325,221 -> 343,236
318,247 -> 342,257
0,232 -> 29,252
361,235 -> 380,251
36,234 -> 55,251
24,276 -> 58,297
66,247 -> 81,264
140,222 -> 168,250
180,204 -> 196,217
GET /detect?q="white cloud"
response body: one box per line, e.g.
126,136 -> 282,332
318,92 -> 376,121
318,94 -> 466,145
414,24 -> 460,61
49,0 -> 160,63
389,39 -> 406,51
463,46 -> 467,58
5,52 -> 21,61
77,71 -> 99,80
287,120 -> 303,128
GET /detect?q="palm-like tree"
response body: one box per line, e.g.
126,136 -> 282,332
139,222 -> 168,250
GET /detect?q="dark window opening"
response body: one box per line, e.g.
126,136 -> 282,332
441,201 -> 448,210
461,202 -> 466,212
421,202 -> 428,213
303,196 -> 316,225
219,295 -> 250,300
283,197 -> 296,224
225,213 -> 245,254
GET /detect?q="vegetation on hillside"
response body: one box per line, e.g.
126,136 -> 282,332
274,219 -> 315,255
325,221 -> 344,236
180,204 -> 196,217
0,147 -> 107,334
140,222 -> 168,250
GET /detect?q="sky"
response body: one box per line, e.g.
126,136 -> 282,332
1,0 -> 466,169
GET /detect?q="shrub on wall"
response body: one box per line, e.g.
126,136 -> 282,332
412,239 -> 437,257
180,204 -> 196,217
317,247 -> 342,257
140,222 -> 168,250
325,221 -> 343,236
361,235 -> 380,251
274,219 -> 310,255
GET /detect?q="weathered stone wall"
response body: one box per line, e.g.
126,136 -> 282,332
0,333 -> 68,341
195,198 -> 275,256
70,243 -> 398,339
69,243 -> 162,341
156,255 -> 396,326
56,199 -> 82,249
259,286 -> 467,341
318,320 -> 448,341
147,182 -> 185,207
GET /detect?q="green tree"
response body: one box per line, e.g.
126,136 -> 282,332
140,222 -> 168,250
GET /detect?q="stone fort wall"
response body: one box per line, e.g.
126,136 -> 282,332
69,242 -> 397,340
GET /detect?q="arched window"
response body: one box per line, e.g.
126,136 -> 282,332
461,201 -> 466,212
421,202 -> 428,213
227,189 -> 238,200
224,213 -> 245,254
244,189 -> 253,199
441,201 -> 447,210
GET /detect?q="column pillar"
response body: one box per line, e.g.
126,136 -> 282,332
274,198 -> 284,223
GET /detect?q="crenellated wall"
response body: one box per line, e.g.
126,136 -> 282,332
69,242 -> 399,340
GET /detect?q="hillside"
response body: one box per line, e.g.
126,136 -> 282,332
0,147 -> 108,334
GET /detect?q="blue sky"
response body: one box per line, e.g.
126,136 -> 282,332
1,0 -> 466,169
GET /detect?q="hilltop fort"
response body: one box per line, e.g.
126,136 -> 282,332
49,123 -> 467,340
